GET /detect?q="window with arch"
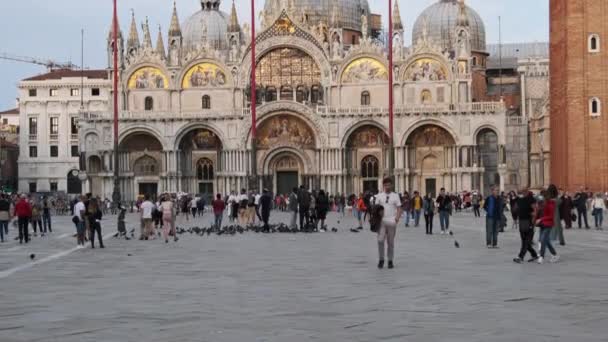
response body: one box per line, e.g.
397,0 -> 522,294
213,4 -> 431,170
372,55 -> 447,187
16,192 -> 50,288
265,86 -> 277,102
296,85 -> 308,103
509,174 -> 518,186
311,85 -> 323,104
361,155 -> 379,179
196,158 -> 214,181
472,56 -> 478,66
202,95 -> 211,109
421,89 -> 432,104
144,96 -> 154,111
361,91 -> 371,106
134,156 -> 158,176
589,34 -> 600,53
590,97 -> 601,116
280,86 -> 293,101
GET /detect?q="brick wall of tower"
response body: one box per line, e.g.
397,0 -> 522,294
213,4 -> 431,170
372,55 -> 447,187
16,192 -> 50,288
550,0 -> 608,191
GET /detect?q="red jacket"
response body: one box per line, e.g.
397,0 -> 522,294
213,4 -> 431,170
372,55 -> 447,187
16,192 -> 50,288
15,199 -> 32,218
540,199 -> 555,228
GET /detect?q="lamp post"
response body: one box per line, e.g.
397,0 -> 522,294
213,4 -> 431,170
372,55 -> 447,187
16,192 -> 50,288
388,0 -> 395,179
249,0 -> 258,191
111,0 -> 121,206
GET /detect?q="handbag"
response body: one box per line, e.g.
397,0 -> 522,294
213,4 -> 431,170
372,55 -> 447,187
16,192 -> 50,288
369,204 -> 384,233
72,216 -> 80,225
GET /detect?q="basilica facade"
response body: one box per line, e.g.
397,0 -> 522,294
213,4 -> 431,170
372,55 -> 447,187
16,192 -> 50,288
79,0 -> 514,201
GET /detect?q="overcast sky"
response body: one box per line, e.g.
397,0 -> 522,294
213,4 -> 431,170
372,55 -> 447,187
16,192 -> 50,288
0,0 -> 548,110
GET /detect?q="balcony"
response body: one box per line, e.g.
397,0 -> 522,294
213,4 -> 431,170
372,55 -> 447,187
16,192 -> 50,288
49,134 -> 59,141
70,134 -> 79,140
317,101 -> 505,117
80,109 -> 246,122
28,134 -> 37,141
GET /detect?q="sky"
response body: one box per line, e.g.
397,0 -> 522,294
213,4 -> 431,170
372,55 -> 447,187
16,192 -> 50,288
0,0 -> 548,110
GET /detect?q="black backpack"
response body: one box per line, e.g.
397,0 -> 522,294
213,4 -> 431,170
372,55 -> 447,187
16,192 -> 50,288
369,204 -> 384,233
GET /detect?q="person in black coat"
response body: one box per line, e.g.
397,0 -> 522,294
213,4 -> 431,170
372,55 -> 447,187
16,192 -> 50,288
87,198 -> 104,248
259,189 -> 273,232
297,185 -> 311,229
316,190 -> 330,231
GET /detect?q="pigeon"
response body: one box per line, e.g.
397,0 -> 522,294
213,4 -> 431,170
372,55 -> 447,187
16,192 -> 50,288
350,228 -> 360,233
449,231 -> 454,236
129,228 -> 135,238
454,240 -> 460,248
127,253 -> 133,256
331,227 -> 338,233
337,220 -> 340,224
29,253 -> 35,260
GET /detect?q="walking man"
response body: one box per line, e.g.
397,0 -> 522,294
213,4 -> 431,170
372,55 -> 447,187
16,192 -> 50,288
574,187 -> 590,229
0,194 -> 11,242
289,187 -> 299,230
297,185 -> 311,230
484,186 -> 503,248
260,189 -> 272,232
411,191 -> 423,227
436,188 -> 452,234
375,177 -> 403,269
140,194 -> 156,240
212,193 -> 225,230
513,188 -> 539,263
42,196 -> 52,233
15,194 -> 32,244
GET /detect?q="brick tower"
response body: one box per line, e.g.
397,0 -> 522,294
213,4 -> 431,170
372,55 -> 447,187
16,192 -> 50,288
550,0 -> 608,191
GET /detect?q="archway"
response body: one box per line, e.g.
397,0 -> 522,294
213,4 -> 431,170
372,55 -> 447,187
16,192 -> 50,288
67,169 -> 82,195
87,155 -> 103,196
345,125 -> 389,195
406,124 -> 456,193
477,128 -> 499,195
119,131 -> 164,200
267,152 -> 305,196
177,128 -> 223,195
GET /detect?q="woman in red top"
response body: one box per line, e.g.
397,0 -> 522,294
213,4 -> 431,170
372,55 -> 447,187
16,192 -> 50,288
536,184 -> 559,264
356,193 -> 367,230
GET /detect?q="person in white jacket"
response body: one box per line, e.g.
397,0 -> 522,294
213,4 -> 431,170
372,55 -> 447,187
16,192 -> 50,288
591,193 -> 606,230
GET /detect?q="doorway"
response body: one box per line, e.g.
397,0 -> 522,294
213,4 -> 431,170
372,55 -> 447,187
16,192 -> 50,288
363,180 -> 378,194
425,178 -> 437,198
277,171 -> 298,196
138,183 -> 158,197
198,182 -> 214,197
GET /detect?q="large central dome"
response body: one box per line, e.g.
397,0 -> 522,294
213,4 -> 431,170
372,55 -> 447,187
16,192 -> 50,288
412,0 -> 486,52
264,0 -> 371,32
182,0 -> 229,50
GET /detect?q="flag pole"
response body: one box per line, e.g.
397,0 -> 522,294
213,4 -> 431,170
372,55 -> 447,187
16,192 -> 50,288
249,0 -> 258,190
112,0 -> 121,206
388,0 -> 395,180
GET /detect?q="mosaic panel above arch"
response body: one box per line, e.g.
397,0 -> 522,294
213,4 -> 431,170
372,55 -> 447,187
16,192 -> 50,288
257,115 -> 315,149
403,58 -> 448,82
128,67 -> 168,89
347,126 -> 389,148
406,125 -> 455,146
341,58 -> 388,84
179,129 -> 222,150
182,63 -> 227,88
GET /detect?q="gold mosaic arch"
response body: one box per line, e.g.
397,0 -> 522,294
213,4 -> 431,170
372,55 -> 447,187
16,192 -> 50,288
257,115 -> 315,149
403,58 -> 448,82
341,57 -> 388,84
127,67 -> 169,89
182,62 -> 228,88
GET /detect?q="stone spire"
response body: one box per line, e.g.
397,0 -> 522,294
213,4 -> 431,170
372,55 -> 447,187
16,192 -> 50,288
228,0 -> 240,33
392,0 -> 403,31
108,15 -> 123,40
169,1 -> 182,37
142,17 -> 153,50
156,25 -> 166,58
127,10 -> 140,50
457,0 -> 469,27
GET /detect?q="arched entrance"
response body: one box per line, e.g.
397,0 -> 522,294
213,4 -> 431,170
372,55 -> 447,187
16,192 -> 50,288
87,155 -> 103,196
67,169 -> 82,195
268,153 -> 304,196
345,125 -> 389,195
406,124 -> 456,194
119,132 -> 164,200
177,128 -> 222,196
477,128 -> 499,195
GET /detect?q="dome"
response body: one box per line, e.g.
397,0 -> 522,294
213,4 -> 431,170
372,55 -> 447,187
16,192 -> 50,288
412,0 -> 486,52
264,0 -> 371,33
182,1 -> 229,50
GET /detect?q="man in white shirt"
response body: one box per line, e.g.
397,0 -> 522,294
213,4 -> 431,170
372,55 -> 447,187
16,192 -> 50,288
227,191 -> 237,222
140,194 -> 156,240
73,196 -> 87,247
374,177 -> 403,269
254,192 -> 262,222
237,189 -> 249,226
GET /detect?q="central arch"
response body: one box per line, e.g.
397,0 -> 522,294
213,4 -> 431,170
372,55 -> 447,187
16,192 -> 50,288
344,124 -> 390,195
177,127 -> 224,197
264,150 -> 306,196
119,131 -> 164,200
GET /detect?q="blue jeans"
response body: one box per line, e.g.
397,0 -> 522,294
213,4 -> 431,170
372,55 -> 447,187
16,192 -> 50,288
214,214 -> 223,229
413,209 -> 421,226
486,217 -> 499,247
43,212 -> 52,232
0,220 -> 7,241
539,227 -> 556,257
403,210 -> 411,226
593,209 -> 604,228
439,211 -> 450,231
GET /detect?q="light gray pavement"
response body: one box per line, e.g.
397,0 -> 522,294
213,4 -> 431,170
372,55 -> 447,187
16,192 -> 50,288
0,209 -> 607,342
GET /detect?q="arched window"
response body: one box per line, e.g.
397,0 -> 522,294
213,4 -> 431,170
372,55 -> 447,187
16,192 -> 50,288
280,86 -> 293,101
202,95 -> 211,109
134,156 -> 158,176
196,158 -> 214,181
361,91 -> 371,106
296,85 -> 308,103
589,34 -> 600,52
311,85 -> 322,104
361,155 -> 379,179
421,89 -> 432,104
144,96 -> 154,111
590,97 -> 601,116
472,56 -> 478,66
265,86 -> 277,102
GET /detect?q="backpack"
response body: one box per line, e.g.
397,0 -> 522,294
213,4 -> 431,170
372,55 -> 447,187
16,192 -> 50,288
369,204 -> 384,233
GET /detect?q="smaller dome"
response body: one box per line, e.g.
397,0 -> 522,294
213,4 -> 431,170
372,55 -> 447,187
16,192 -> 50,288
182,4 -> 229,50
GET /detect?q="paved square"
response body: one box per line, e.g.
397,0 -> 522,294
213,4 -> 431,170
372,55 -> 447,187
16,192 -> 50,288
0,210 -> 607,341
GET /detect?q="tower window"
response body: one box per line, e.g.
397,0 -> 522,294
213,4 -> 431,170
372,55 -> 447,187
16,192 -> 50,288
202,95 -> 211,109
361,91 -> 371,106
589,34 -> 600,53
590,97 -> 601,116
144,96 -> 154,111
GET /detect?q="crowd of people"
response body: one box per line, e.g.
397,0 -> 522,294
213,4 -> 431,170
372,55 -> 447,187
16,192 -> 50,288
1,183 -> 607,269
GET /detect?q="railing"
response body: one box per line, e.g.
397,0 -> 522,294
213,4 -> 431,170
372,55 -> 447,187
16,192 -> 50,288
80,109 -> 247,121
28,134 -> 37,141
317,102 -> 505,116
507,116 -> 526,126
70,134 -> 79,140
49,134 -> 59,141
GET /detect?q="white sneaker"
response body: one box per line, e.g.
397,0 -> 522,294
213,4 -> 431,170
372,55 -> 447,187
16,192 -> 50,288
76,244 -> 85,249
550,255 -> 560,263
536,256 -> 544,264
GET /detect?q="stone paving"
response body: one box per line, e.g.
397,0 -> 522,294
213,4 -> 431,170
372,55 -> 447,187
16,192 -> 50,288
0,209 -> 607,342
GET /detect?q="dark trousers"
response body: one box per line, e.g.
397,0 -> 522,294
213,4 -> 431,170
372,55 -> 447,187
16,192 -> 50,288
90,222 -> 104,248
42,212 -> 52,232
486,217 -> 499,247
518,219 -> 538,259
31,219 -> 41,233
0,220 -> 7,241
262,212 -> 270,232
473,205 -> 481,217
256,205 -> 263,221
577,207 -> 589,228
424,213 -> 434,234
299,206 -> 310,229
18,217 -> 29,243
